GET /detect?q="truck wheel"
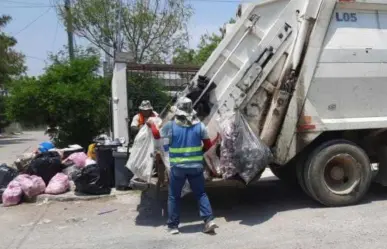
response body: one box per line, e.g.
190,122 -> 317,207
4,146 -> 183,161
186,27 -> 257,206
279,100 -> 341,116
269,163 -> 297,185
304,140 -> 372,207
296,156 -> 311,197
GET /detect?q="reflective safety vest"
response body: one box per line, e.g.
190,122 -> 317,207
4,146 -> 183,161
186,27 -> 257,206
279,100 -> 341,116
169,121 -> 203,168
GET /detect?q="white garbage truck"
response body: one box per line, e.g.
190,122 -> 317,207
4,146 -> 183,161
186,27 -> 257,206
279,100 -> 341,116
160,0 -> 387,207
112,0 -> 387,207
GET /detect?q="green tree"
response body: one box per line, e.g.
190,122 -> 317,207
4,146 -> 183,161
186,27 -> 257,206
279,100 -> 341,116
0,15 -> 26,132
127,73 -> 170,118
6,49 -> 109,148
0,95 -> 10,131
57,0 -> 193,63
0,15 -> 26,88
172,32 -> 222,66
173,18 -> 236,66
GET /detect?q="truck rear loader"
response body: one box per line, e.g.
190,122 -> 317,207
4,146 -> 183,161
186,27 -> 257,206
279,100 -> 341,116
113,0 -> 387,207
162,0 -> 387,207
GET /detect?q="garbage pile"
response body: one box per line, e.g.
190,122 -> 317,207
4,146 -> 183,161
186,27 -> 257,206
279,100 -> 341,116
1,137 -> 124,207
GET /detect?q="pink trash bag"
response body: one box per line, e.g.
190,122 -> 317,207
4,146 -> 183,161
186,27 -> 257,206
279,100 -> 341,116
45,173 -> 70,195
65,152 -> 88,168
15,174 -> 46,198
2,180 -> 23,207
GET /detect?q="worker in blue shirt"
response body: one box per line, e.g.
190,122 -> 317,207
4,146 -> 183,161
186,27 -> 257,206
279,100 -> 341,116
148,97 -> 218,235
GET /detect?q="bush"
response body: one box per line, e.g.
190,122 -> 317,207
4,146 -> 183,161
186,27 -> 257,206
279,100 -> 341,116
0,95 -> 11,131
6,53 -> 109,148
127,73 -> 170,117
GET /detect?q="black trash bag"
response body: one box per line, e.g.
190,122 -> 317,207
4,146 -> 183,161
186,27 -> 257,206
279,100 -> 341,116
0,164 -> 18,189
62,163 -> 81,181
73,164 -> 111,195
27,151 -> 62,185
0,188 -> 5,204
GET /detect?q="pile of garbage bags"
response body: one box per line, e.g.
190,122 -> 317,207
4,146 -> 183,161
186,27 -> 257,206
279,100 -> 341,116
0,140 -> 114,207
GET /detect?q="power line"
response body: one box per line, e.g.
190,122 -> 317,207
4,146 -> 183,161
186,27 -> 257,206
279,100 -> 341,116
12,7 -> 52,36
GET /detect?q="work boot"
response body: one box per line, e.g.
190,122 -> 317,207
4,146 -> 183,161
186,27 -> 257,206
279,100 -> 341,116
203,220 -> 218,234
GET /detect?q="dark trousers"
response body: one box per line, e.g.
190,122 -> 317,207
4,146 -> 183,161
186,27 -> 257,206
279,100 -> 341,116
167,167 -> 214,228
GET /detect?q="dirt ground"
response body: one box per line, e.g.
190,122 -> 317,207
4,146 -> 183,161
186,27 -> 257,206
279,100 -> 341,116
2,131 -> 387,249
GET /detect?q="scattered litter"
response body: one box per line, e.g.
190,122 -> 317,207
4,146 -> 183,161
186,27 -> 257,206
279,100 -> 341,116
13,153 -> 35,172
66,217 -> 87,223
37,219 -> 52,225
98,209 -> 117,215
36,198 -> 49,206
20,222 -> 35,227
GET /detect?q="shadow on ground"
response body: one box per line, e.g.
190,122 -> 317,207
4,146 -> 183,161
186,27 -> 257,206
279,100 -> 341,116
134,178 -> 318,229
134,178 -> 387,232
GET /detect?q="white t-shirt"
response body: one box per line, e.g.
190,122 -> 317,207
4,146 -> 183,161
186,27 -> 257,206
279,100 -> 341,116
130,111 -> 159,128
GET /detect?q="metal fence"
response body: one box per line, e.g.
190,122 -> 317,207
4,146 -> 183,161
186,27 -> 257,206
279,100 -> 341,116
126,63 -> 200,119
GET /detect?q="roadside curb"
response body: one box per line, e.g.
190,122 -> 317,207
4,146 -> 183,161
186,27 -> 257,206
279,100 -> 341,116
35,189 -> 135,203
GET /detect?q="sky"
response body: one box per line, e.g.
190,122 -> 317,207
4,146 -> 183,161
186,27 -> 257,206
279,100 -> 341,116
0,0 -> 242,76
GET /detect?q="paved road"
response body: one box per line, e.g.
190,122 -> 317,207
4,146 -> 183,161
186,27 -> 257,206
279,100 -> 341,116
2,131 -> 387,249
2,181 -> 387,249
0,131 -> 49,166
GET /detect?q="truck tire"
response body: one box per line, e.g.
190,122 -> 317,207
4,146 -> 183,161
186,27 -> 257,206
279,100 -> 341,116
304,140 -> 372,207
296,156 -> 311,197
269,163 -> 297,185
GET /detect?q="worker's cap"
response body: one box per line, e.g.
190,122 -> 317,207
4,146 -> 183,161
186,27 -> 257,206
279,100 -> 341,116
139,100 -> 153,111
175,97 -> 197,118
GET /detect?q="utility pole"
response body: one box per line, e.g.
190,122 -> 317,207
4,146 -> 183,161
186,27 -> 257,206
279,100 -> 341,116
64,0 -> 74,60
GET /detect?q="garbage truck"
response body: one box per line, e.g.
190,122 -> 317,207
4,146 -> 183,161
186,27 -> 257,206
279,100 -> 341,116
141,0 -> 387,208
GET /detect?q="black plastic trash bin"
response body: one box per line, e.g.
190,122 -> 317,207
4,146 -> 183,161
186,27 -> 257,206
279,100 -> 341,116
113,151 -> 133,190
95,144 -> 120,188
